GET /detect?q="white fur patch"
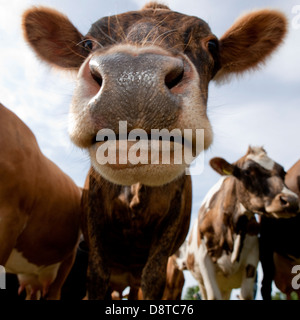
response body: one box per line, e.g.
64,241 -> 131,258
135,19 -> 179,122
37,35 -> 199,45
281,186 -> 299,198
231,234 -> 242,264
202,176 -> 228,209
5,249 -> 60,279
246,147 -> 274,170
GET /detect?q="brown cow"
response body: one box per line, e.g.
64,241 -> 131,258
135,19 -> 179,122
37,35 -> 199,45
260,159 -> 300,300
0,104 -> 82,300
184,146 -> 299,300
22,2 -> 287,299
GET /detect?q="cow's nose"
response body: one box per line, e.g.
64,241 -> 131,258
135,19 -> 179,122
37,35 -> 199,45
89,51 -> 185,95
85,49 -> 190,130
278,193 -> 299,212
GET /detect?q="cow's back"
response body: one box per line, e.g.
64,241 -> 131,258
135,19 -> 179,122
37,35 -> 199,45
0,104 -> 42,211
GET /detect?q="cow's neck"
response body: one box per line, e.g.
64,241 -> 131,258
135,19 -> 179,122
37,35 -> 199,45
89,167 -> 188,216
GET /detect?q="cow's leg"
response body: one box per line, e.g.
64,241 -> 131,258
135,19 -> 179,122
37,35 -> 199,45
240,236 -> 259,300
260,263 -> 274,300
86,249 -> 111,300
198,280 -> 207,300
128,286 -> 139,300
141,187 -> 191,300
259,237 -> 274,300
45,249 -> 78,300
141,246 -> 169,300
259,217 -> 275,300
141,218 -> 184,299
197,242 -> 222,300
221,290 -> 232,300
0,208 -> 25,266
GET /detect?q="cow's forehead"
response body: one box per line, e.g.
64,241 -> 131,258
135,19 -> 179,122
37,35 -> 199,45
88,10 -> 212,39
244,147 -> 275,171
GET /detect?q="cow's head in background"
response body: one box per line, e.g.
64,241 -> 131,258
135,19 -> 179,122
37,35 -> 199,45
210,146 -> 299,218
23,2 -> 287,186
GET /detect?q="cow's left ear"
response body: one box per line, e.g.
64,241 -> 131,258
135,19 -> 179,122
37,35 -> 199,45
214,9 -> 287,81
210,157 -> 235,176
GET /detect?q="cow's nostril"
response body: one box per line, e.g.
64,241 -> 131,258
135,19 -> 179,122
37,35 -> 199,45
91,71 -> 103,87
165,68 -> 184,90
279,196 -> 288,206
89,59 -> 103,88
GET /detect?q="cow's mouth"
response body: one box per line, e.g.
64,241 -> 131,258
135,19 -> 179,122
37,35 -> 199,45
90,132 -> 193,169
88,129 -> 200,185
91,133 -> 190,148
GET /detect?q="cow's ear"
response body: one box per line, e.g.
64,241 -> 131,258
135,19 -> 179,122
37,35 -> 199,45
210,157 -> 235,176
22,7 -> 87,69
214,9 -> 287,81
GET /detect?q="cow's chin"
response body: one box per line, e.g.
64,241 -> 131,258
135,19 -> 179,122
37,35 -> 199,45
90,160 -> 187,186
89,147 -> 187,186
264,208 -> 298,219
88,140 -> 193,186
266,211 -> 298,219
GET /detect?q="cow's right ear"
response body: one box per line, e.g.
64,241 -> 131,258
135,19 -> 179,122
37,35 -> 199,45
209,157 -> 235,176
22,7 -> 88,69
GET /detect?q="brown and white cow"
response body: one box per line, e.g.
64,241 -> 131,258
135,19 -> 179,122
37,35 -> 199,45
22,2 -> 287,299
185,146 -> 299,300
260,159 -> 300,300
0,104 -> 82,300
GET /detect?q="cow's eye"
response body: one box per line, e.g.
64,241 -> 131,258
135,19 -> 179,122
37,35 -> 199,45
207,39 -> 218,53
244,169 -> 251,176
83,39 -> 94,51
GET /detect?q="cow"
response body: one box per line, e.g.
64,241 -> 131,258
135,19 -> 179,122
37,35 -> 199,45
184,146 -> 299,300
260,159 -> 300,300
22,2 -> 287,299
0,103 -> 82,300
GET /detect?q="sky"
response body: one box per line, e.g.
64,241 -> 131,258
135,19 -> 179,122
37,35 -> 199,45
1,0 -> 300,300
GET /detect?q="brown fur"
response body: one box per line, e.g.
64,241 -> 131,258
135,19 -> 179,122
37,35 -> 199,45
162,255 -> 185,300
137,254 -> 185,300
285,160 -> 300,195
142,2 -> 170,10
22,7 -> 85,68
0,104 -> 82,299
216,10 -> 287,80
81,167 -> 191,299
273,253 -> 300,299
187,253 -> 195,271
